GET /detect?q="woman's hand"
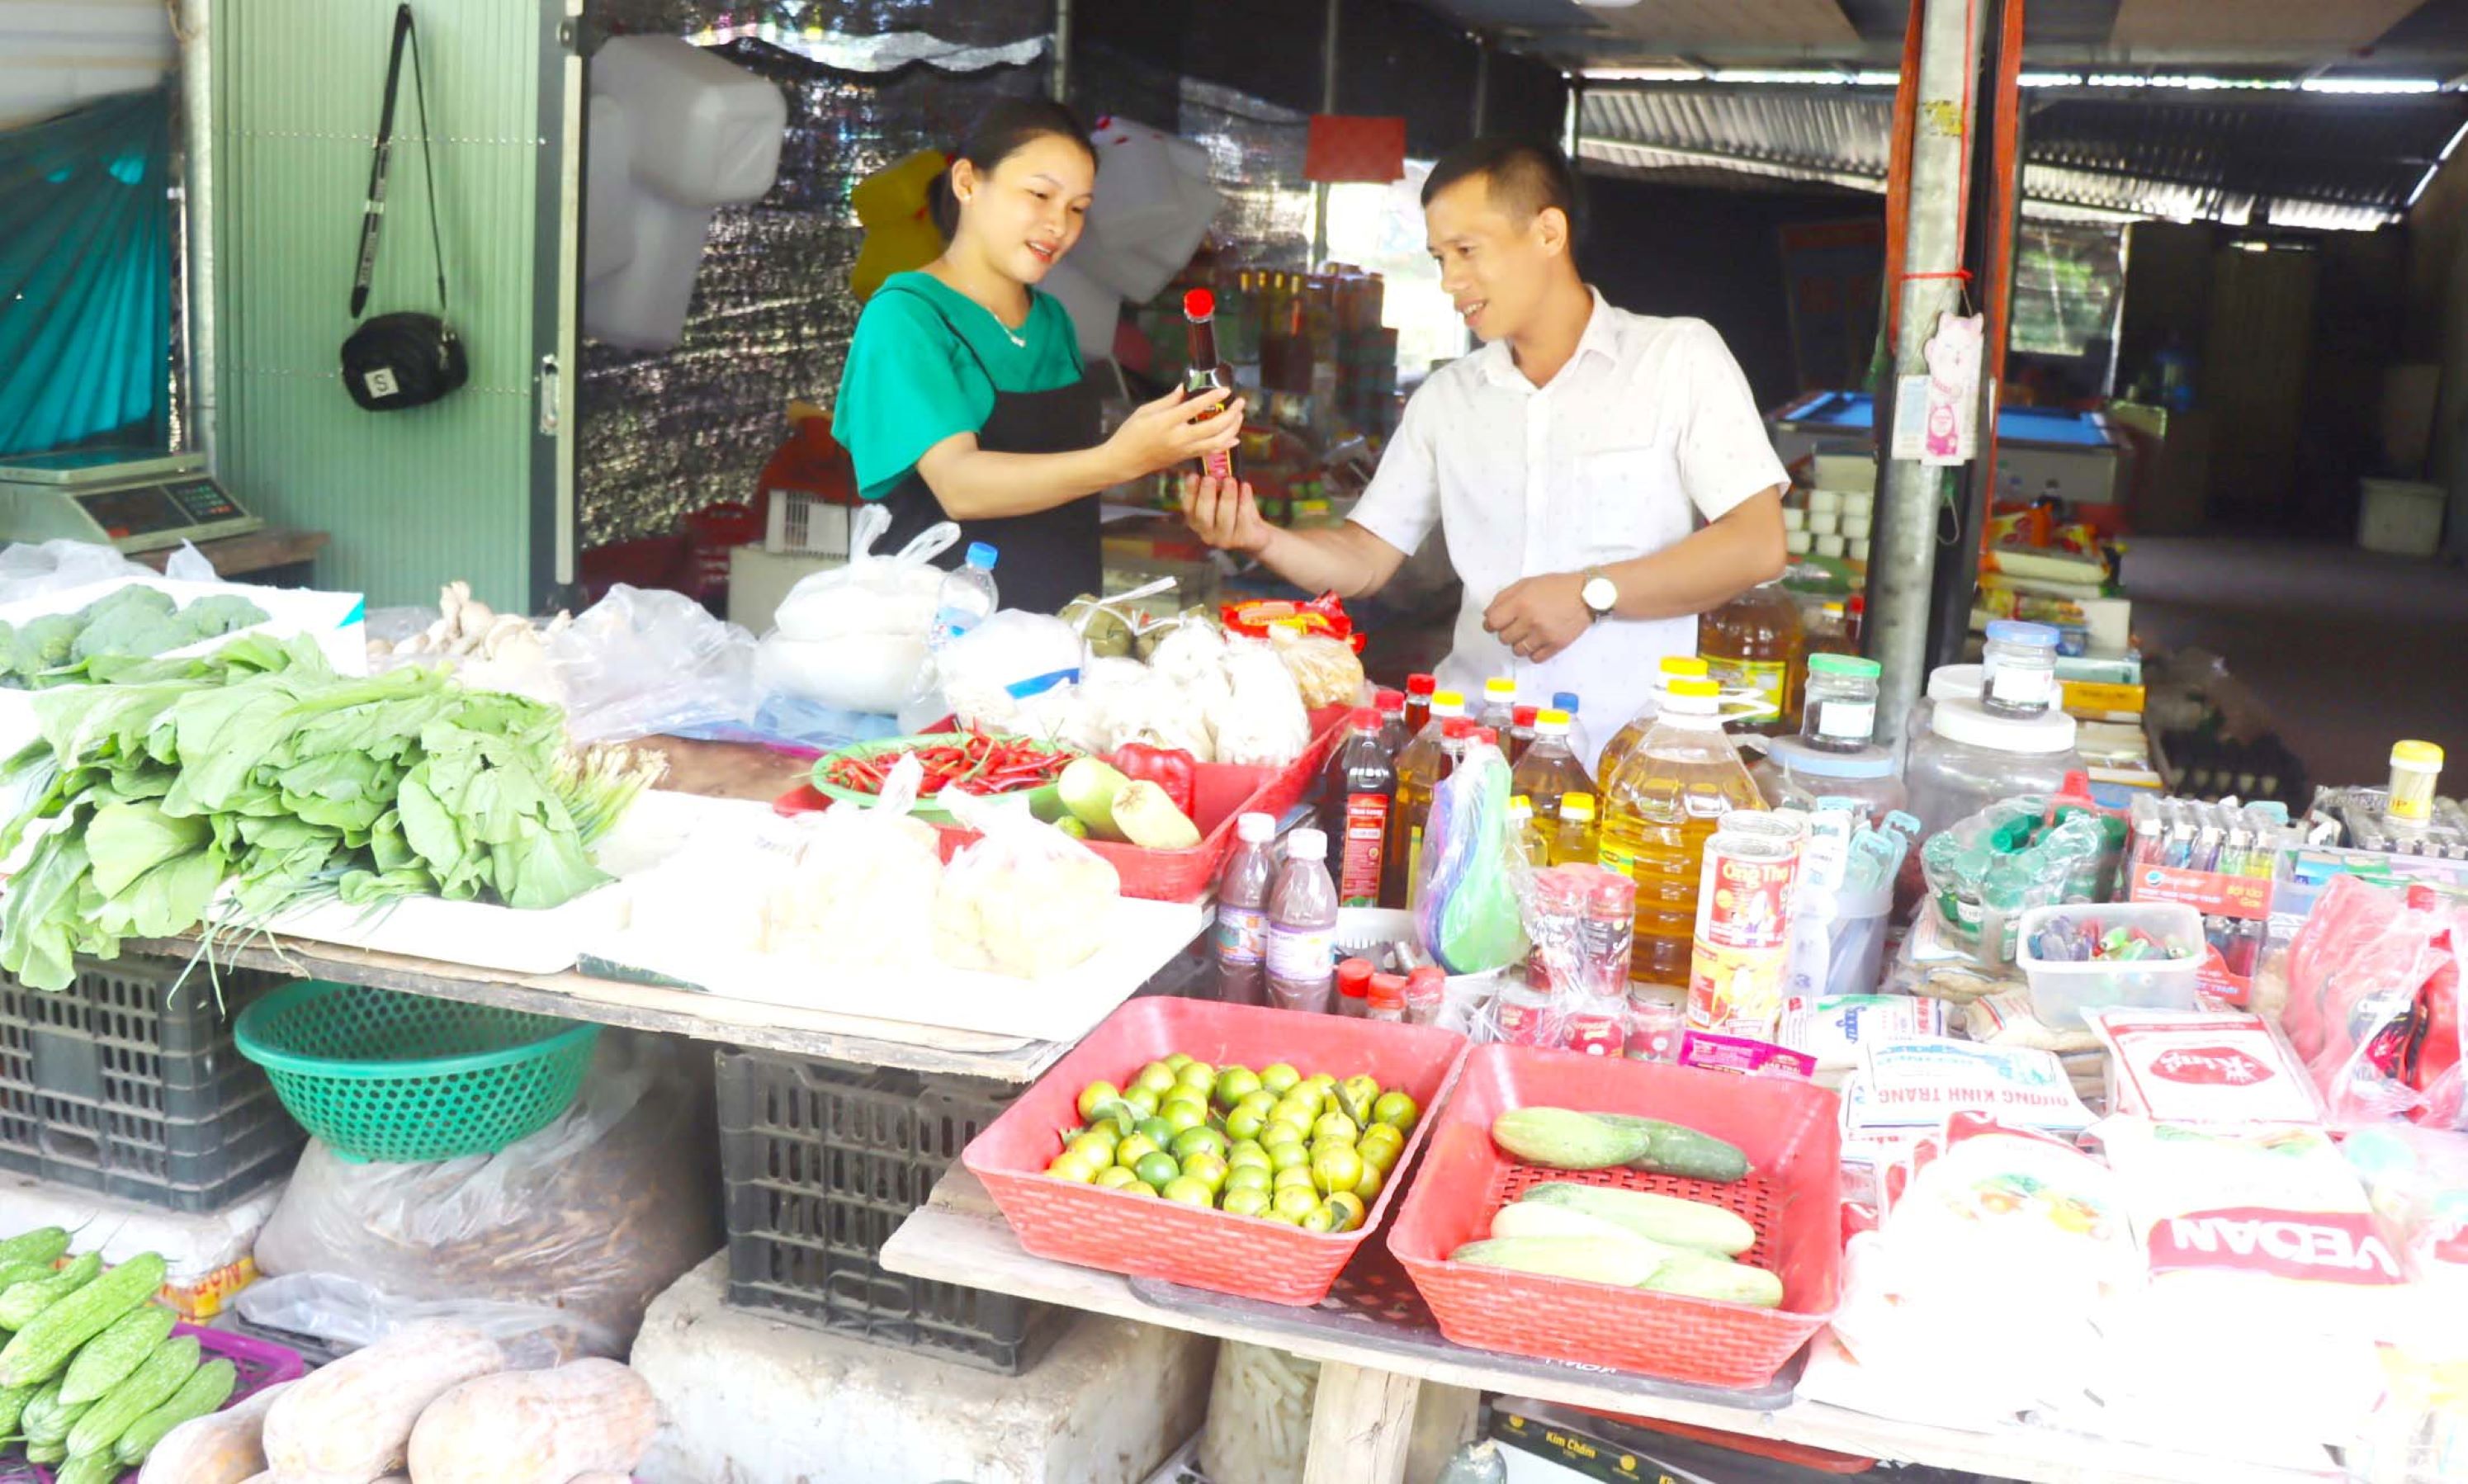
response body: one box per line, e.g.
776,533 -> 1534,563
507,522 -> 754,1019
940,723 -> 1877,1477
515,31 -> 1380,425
1105,386 -> 1245,482
1180,475 -> 1274,555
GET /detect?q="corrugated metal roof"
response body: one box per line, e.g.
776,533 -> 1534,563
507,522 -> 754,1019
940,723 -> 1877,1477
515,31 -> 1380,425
1578,85 -> 2468,228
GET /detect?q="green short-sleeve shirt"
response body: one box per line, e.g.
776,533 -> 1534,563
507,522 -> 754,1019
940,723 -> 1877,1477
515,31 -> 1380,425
834,272 -> 1087,501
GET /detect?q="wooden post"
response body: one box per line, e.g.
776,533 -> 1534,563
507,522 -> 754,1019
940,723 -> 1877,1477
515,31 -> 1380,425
1303,1362 -> 1422,1484
1405,1382 -> 1484,1481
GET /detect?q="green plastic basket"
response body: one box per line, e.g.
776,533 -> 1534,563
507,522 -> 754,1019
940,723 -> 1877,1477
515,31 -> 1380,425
234,981 -> 600,1163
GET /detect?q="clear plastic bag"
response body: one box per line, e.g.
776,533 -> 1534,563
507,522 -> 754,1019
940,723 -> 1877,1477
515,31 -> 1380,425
1415,740 -> 1526,975
235,1273 -> 594,1370
932,787 -> 1120,978
251,1033 -> 717,1357
1198,1341 -> 1319,1484
1918,795 -> 2106,966
0,538 -> 158,600
2281,875 -> 2456,1128
1267,626 -> 1364,710
543,584 -> 759,742
765,504 -> 957,715
1208,637 -> 1312,768
927,608 -> 1084,733
768,752 -> 943,970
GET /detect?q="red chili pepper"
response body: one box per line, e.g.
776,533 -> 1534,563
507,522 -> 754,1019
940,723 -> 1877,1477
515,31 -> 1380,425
1109,744 -> 1199,819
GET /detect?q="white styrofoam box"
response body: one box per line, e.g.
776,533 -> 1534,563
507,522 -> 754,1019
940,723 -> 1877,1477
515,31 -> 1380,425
1807,489 -> 1845,515
1850,537 -> 1870,563
1815,534 -> 1848,558
584,92 -> 637,284
589,36 -> 785,205
632,1255 -> 1213,1484
1841,489 -> 1876,518
1786,530 -> 1814,555
1807,510 -> 1842,536
1780,506 -> 1808,532
1843,513 -> 1874,540
2358,477 -> 2446,558
1813,453 -> 1877,494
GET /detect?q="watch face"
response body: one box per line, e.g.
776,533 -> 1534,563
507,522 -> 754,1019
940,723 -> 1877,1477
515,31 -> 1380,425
1582,576 -> 1617,613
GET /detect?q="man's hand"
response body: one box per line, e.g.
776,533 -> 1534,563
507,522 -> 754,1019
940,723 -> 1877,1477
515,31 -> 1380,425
1483,573 -> 1592,664
1180,474 -> 1274,555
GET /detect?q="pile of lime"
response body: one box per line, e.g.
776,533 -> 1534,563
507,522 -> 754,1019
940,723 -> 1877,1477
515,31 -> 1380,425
1045,1055 -> 1420,1233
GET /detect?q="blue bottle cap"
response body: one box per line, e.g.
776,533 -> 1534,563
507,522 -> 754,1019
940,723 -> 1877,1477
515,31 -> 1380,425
1551,691 -> 1580,712
966,541 -> 998,569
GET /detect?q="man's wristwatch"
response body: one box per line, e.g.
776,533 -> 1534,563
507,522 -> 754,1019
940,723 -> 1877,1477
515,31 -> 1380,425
1580,568 -> 1619,623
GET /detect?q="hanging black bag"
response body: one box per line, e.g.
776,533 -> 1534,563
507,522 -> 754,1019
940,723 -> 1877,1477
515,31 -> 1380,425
340,2 -> 467,412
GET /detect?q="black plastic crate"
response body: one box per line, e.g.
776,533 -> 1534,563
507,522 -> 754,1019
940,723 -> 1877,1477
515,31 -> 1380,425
716,1048 -> 1065,1374
0,957 -> 305,1212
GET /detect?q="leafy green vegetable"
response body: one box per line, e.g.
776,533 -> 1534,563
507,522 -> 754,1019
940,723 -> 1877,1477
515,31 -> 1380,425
0,634 -> 660,990
0,584 -> 268,688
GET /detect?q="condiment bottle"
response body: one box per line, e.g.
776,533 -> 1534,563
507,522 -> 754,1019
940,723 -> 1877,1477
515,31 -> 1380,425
1402,673 -> 1436,738
1551,691 -> 1591,770
1265,828 -> 1340,1014
1598,678 -> 1763,986
1373,687 -> 1411,760
1335,957 -> 1374,1018
1318,707 -> 1398,908
1214,812 -> 1279,1005
1403,965 -> 1446,1027
1477,676 -> 1518,738
1598,656 -> 1709,796
1507,705 -> 1539,764
1700,581 -> 1805,736
1365,972 -> 1406,1023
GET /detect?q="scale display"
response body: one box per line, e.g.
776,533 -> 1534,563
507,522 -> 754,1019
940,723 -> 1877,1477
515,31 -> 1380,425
0,448 -> 263,555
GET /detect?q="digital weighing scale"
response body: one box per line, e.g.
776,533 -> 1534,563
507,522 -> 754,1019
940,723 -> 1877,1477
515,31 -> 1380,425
0,447 -> 263,555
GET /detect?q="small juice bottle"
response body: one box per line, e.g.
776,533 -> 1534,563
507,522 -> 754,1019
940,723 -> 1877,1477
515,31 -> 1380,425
1383,691 -> 1464,908
1551,792 -> 1600,867
1477,677 -> 1518,739
1507,706 -> 1539,765
1402,673 -> 1435,738
1511,708 -> 1594,826
1597,678 -> 1764,986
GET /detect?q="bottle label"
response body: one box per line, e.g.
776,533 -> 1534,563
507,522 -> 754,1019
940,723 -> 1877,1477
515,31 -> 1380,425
1339,794 -> 1388,906
1407,825 -> 1425,893
1596,845 -> 1638,879
1713,659 -> 1788,723
1266,924 -> 1336,981
1215,905 -> 1267,966
1988,664 -> 2054,707
1816,699 -> 1876,740
929,607 -> 980,650
1201,447 -> 1233,482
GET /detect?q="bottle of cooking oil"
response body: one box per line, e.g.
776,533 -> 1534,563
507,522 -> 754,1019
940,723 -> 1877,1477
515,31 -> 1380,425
1700,580 -> 1806,737
1549,792 -> 1600,867
1597,677 -> 1766,987
1511,709 -> 1593,825
1383,690 -> 1465,908
1596,656 -> 1711,794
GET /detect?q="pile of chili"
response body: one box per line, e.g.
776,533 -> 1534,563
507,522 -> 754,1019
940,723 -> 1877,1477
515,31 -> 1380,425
819,733 -> 1074,799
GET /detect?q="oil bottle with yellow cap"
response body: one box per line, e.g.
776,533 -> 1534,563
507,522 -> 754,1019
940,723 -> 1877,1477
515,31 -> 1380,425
1598,674 -> 1766,987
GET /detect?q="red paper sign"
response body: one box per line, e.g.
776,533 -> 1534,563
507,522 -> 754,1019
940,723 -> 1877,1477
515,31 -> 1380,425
1305,116 -> 1407,184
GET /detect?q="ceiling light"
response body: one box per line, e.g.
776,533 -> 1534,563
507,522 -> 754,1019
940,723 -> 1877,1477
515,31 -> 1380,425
2019,73 -> 2083,87
2300,77 -> 2441,94
1582,67 -> 1704,82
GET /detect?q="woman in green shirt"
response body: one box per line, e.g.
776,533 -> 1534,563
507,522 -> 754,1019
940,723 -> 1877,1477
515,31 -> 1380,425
835,99 -> 1243,614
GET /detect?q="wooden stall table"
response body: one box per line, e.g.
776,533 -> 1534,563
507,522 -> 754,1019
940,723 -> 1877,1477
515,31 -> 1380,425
131,526 -> 329,584
882,1169 -> 2331,1484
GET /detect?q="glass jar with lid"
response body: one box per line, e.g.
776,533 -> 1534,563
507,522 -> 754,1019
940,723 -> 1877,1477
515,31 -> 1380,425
1904,696 -> 2083,839
1800,655 -> 1882,753
1979,620 -> 2061,718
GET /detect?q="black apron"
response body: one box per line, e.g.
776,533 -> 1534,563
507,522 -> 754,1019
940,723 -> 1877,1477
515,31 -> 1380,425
872,286 -> 1104,617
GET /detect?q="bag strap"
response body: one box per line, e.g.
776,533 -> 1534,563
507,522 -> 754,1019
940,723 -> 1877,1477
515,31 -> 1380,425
349,3 -> 452,323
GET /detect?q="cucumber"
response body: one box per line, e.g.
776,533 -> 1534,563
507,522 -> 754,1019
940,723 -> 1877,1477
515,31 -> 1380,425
112,1356 -> 235,1466
0,1381 -> 37,1439
1643,1250 -> 1784,1308
59,1302 -> 176,1406
54,1452 -> 118,1484
1447,1235 -> 1666,1288
1594,1113 -> 1752,1183
1488,1198 -> 1676,1256
0,1228 -> 70,1269
0,1252 -> 168,1387
0,1252 -> 101,1331
65,1333 -> 197,1458
1521,1181 -> 1756,1255
1488,1108 -> 1652,1171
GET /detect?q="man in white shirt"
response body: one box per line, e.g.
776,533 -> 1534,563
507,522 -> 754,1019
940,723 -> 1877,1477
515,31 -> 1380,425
1182,139 -> 1789,771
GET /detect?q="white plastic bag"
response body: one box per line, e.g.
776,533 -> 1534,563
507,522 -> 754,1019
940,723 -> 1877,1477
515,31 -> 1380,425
251,1034 -> 716,1357
543,584 -> 759,741
933,609 -> 1084,732
768,752 -> 943,969
933,787 -> 1119,978
764,505 -> 957,715
1208,636 -> 1311,767
0,538 -> 157,601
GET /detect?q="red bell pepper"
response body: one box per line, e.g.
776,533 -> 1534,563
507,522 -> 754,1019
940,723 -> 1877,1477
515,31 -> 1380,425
1109,744 -> 1199,820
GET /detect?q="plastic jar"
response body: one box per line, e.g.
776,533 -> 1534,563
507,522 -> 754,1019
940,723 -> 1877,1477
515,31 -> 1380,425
2387,740 -> 2445,827
1979,620 -> 2060,718
1800,654 -> 1882,752
1753,735 -> 1908,825
1903,696 -> 2083,839
1900,663 -> 1984,768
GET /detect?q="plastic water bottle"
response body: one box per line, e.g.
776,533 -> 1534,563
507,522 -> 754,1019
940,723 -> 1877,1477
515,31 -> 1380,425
929,542 -> 1000,650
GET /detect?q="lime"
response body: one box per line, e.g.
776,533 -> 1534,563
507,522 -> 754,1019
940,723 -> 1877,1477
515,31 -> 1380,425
1261,1208 -> 1305,1226
1123,1087 -> 1161,1118
1222,1187 -> 1273,1219
1135,1116 -> 1175,1146
1215,1066 -> 1263,1109
1303,1072 -> 1338,1096
1161,1100 -> 1210,1135
1180,1152 -> 1230,1193
1164,1053 -> 1195,1072
1338,1075 -> 1382,1124
1268,1141 -> 1312,1174
1300,1204 -> 1340,1234
1161,1176 -> 1214,1207
1047,1152 -> 1100,1183
1114,1133 -> 1163,1169
1227,1141 -> 1270,1171
1352,1162 -> 1386,1203
1272,1099 -> 1319,1132
1225,1108 -> 1266,1142
1312,1112 -> 1360,1146
1066,1133 -> 1118,1166
1372,1090 -> 1420,1134
1094,1166 -> 1144,1193
1225,1165 -> 1273,1194
1357,1137 -> 1401,1177
1272,1186 -> 1321,1222
1172,1127 -> 1227,1161
1274,1164 -> 1319,1193
1260,1121 -> 1307,1151
1118,1179 -> 1158,1198
1310,1144 -> 1364,1197
1133,1151 -> 1180,1189
1136,1063 -> 1180,1097
1324,1191 -> 1367,1231
1260,1062 -> 1302,1096
1178,1061 -> 1217,1089
1076,1080 -> 1123,1122
1237,1089 -> 1280,1118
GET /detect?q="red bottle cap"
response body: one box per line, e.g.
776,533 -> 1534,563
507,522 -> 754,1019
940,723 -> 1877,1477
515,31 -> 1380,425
1369,974 -> 1407,1012
1405,965 -> 1445,1004
1351,707 -> 1380,729
1441,719 -> 1473,740
1473,727 -> 1499,746
1336,957 -> 1374,1000
1407,673 -> 1437,697
1374,688 -> 1405,711
1512,705 -> 1539,728
1183,287 -> 1217,319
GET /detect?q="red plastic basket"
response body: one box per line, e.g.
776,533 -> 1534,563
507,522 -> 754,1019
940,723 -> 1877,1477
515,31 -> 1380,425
1387,1044 -> 1842,1389
964,997 -> 1468,1306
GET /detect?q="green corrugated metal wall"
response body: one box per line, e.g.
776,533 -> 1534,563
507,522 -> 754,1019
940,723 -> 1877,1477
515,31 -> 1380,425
211,0 -> 543,608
